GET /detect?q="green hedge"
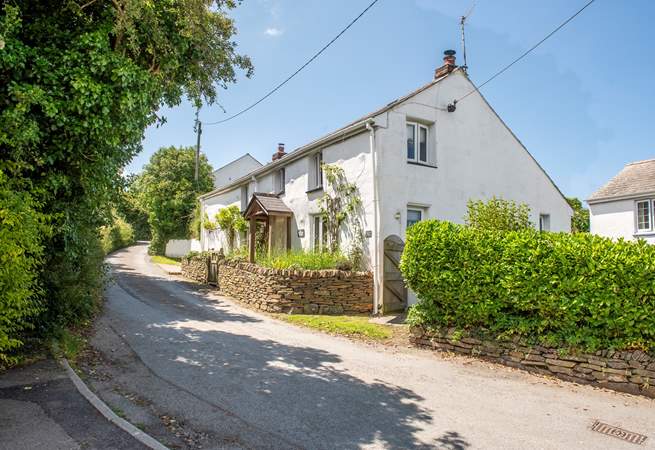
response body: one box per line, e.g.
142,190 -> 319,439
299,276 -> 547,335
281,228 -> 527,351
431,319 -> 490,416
100,218 -> 135,255
401,220 -> 655,351
0,173 -> 47,363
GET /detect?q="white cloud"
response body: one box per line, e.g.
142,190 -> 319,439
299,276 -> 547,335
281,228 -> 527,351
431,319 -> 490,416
265,27 -> 284,37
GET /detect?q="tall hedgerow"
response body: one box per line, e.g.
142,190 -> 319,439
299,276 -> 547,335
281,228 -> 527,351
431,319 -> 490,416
0,1 -> 251,357
401,220 -> 655,352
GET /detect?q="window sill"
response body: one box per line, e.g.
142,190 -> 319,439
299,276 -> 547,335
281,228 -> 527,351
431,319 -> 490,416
306,186 -> 323,194
634,231 -> 655,237
407,161 -> 438,169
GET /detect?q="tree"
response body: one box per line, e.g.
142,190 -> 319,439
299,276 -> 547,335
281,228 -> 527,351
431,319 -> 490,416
138,146 -> 214,255
465,197 -> 532,231
214,205 -> 247,252
118,174 -> 150,240
566,197 -> 590,233
0,0 -> 251,355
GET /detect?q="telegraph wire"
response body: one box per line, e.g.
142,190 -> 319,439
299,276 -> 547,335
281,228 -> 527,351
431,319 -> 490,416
453,0 -> 596,106
203,0 -> 381,126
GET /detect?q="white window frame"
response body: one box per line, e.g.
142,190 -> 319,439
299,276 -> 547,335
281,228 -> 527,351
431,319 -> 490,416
406,208 -> 423,230
240,184 -> 249,211
309,152 -> 323,190
406,121 -> 429,164
275,167 -> 285,194
311,215 -> 327,251
539,214 -> 551,232
636,199 -> 653,233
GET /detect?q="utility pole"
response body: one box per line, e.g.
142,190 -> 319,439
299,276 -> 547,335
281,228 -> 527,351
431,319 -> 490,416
194,109 -> 202,189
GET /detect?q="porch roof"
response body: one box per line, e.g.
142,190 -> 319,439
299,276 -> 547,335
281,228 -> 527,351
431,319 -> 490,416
243,193 -> 293,219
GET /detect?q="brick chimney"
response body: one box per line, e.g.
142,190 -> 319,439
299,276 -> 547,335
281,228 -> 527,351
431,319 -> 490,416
272,143 -> 286,161
434,49 -> 457,79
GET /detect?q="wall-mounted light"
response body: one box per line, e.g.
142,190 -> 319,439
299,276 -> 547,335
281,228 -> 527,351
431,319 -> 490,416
297,229 -> 305,238
394,211 -> 401,220
365,230 -> 372,238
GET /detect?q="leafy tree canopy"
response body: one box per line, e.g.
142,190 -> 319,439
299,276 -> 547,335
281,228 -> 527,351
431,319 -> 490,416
138,146 -> 214,254
566,197 -> 590,233
0,0 -> 250,357
465,197 -> 532,231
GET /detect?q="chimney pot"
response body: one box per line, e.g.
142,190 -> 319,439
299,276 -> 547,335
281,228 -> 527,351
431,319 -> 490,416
272,143 -> 286,161
435,49 -> 457,79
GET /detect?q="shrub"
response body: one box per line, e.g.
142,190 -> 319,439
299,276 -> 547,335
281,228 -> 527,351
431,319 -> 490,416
401,220 -> 655,352
0,174 -> 47,363
100,217 -> 135,255
465,196 -> 531,231
256,250 -> 350,271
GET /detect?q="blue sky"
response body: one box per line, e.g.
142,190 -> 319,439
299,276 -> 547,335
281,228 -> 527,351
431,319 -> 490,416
131,0 -> 655,202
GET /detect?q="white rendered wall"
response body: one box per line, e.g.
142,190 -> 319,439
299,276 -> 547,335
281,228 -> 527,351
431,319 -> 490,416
200,132 -> 376,263
212,154 -> 262,189
165,239 -> 201,258
373,71 -> 572,305
590,199 -> 655,244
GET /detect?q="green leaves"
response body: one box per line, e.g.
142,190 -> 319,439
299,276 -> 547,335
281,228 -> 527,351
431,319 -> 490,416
402,219 -> 655,352
465,196 -> 532,231
215,205 -> 246,252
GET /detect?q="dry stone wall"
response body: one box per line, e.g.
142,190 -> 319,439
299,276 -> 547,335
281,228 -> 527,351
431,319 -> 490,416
217,260 -> 373,314
181,255 -> 208,283
410,326 -> 655,399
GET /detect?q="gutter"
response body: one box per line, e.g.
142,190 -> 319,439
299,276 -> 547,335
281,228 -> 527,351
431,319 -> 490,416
198,119 -> 371,201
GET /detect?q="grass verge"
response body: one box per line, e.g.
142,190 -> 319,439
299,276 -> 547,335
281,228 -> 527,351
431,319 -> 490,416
151,255 -> 181,266
276,314 -> 392,340
50,328 -> 87,362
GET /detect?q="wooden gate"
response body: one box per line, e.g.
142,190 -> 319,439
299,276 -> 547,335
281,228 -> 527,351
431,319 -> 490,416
207,253 -> 219,285
382,235 -> 407,313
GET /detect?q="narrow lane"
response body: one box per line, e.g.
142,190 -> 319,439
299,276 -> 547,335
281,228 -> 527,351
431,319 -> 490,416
101,244 -> 655,449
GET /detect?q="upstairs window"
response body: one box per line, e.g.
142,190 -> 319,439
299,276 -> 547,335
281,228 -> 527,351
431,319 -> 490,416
240,184 -> 249,211
406,122 -> 429,164
636,200 -> 652,232
275,168 -> 285,194
308,152 -> 323,190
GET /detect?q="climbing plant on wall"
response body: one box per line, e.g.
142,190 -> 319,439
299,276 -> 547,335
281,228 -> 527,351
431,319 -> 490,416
318,164 -> 364,261
215,205 -> 248,252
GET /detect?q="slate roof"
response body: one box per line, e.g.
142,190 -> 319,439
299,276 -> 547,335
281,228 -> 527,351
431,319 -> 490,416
588,158 -> 655,203
245,193 -> 293,217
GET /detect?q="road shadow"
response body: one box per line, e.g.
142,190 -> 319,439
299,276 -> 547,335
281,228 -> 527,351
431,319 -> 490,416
102,245 -> 470,449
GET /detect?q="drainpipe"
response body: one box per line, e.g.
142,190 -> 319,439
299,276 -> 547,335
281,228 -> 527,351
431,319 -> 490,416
366,119 -> 381,315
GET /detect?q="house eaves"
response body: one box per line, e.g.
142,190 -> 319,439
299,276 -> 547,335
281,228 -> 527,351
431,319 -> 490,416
198,71 -> 455,201
587,190 -> 655,205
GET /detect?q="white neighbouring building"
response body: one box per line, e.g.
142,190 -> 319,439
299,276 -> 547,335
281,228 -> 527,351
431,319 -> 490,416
198,51 -> 572,313
588,158 -> 655,244
212,153 -> 262,190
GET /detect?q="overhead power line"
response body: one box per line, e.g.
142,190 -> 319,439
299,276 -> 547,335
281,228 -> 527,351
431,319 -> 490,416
454,0 -> 596,105
203,0 -> 381,126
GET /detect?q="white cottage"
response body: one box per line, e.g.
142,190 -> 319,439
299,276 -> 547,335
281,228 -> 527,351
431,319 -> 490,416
199,50 -> 572,313
588,158 -> 655,244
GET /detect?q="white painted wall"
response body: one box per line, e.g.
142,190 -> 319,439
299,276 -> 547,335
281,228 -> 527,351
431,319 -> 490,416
200,132 -> 376,264
165,239 -> 201,258
590,199 -> 655,244
212,154 -> 262,189
373,71 -> 572,305
199,68 -> 572,310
